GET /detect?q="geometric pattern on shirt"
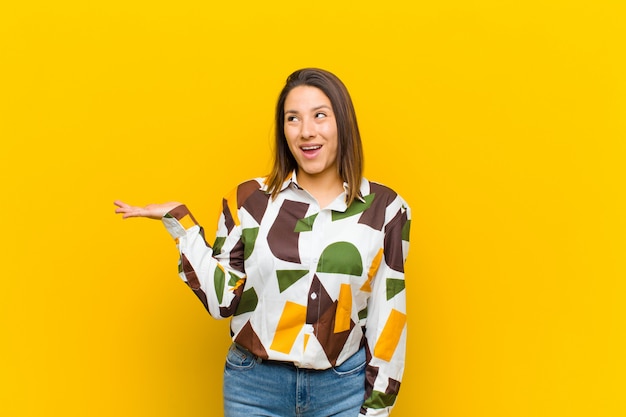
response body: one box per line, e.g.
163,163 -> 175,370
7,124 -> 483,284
386,278 -> 405,300
331,193 -> 374,221
266,199 -> 309,263
264,273 -> 357,366
234,287 -> 258,316
222,178 -> 270,235
276,269 -> 308,293
361,248 -> 384,293
168,178 -> 411,416
362,362 -> 401,411
230,245 -> 368,366
373,309 -> 406,362
358,182 -> 396,230
241,227 -> 259,260
231,187 -> 408,367
180,253 -> 208,312
361,365 -> 401,414
270,300 -> 307,354
237,179 -> 270,224
384,209 -> 408,273
294,213 -> 318,232
245,239 -> 366,365
234,320 -> 268,360
317,241 -> 363,276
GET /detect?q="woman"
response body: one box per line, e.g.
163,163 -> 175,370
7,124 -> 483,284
115,68 -> 411,416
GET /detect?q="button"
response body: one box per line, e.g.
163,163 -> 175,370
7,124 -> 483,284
310,293 -> 317,300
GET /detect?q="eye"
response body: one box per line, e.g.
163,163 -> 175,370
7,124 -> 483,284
314,112 -> 326,119
286,115 -> 299,122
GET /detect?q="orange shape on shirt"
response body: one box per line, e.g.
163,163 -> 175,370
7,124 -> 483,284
270,301 -> 306,354
374,309 -> 406,362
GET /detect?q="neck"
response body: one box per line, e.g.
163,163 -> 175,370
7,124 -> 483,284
297,170 -> 344,208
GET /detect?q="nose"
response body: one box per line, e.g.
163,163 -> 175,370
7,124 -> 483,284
300,117 -> 317,139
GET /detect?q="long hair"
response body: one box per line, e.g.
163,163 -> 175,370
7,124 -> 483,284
266,68 -> 364,206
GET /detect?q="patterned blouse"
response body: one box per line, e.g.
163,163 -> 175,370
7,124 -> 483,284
162,172 -> 411,416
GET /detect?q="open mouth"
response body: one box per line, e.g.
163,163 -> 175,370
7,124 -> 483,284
301,145 -> 322,154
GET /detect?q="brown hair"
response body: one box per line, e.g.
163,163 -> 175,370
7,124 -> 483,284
266,68 -> 364,206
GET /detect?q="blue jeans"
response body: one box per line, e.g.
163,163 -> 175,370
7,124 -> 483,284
223,343 -> 366,417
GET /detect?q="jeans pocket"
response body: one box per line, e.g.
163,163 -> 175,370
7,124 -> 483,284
225,343 -> 258,371
331,346 -> 366,376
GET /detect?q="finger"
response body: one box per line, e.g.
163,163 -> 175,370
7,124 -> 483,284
113,201 -> 135,215
114,201 -> 141,218
120,210 -> 143,219
114,206 -> 133,215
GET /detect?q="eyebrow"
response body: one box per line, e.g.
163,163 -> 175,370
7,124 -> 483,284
284,105 -> 332,114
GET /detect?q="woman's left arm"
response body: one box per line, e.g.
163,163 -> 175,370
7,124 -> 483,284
361,197 -> 411,416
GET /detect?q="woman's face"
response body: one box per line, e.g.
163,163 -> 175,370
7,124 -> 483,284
283,85 -> 339,184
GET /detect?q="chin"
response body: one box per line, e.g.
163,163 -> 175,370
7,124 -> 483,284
301,166 -> 325,176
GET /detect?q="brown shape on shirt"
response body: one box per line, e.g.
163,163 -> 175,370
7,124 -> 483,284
266,199 -> 309,263
384,210 -> 407,273
305,274 -> 334,324
358,182 -> 397,231
238,180 -> 270,225
234,320 -> 269,360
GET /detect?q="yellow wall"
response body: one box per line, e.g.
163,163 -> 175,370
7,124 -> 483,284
1,1 -> 624,416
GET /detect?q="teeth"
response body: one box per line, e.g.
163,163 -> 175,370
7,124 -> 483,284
302,146 -> 321,151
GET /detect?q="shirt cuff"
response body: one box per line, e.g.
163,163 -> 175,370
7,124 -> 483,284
161,205 -> 199,239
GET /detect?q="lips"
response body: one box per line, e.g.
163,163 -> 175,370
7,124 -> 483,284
300,144 -> 323,159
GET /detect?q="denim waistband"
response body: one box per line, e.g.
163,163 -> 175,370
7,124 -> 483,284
233,342 -> 298,367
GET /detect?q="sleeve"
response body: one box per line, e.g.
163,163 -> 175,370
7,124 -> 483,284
161,197 -> 247,319
361,196 -> 411,416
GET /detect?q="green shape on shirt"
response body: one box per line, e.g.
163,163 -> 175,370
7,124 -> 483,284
212,236 -> 226,254
317,242 -> 363,276
242,227 -> 259,260
234,287 -> 258,316
276,270 -> 309,293
386,278 -> 405,300
363,390 -> 397,409
294,213 -> 318,232
331,193 -> 375,221
402,219 -> 411,241
228,272 -> 240,287
358,307 -> 368,320
214,267 -> 225,304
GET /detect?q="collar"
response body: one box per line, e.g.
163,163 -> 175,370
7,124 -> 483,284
280,171 -> 366,208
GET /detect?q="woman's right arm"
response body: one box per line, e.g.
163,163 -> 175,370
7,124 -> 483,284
114,200 -> 246,319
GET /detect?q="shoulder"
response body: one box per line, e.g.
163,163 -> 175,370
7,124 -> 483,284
360,178 -> 410,212
354,178 -> 411,233
235,177 -> 266,197
223,177 -> 266,202
228,177 -> 270,210
221,178 -> 270,226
